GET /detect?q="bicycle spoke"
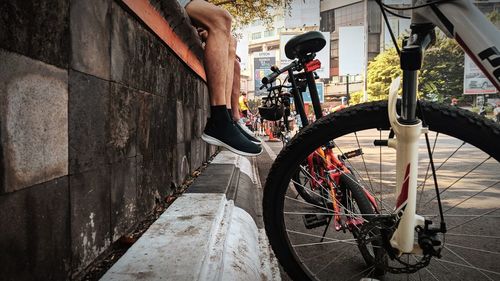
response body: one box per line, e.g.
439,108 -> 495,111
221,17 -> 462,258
442,181 -> 499,214
446,243 -> 500,256
422,156 -> 492,207
447,208 -> 500,231
433,258 -> 466,281
345,266 -> 377,281
314,245 -> 351,276
438,258 -> 500,278
443,246 -> 496,280
417,132 -> 439,210
445,233 -> 500,239
354,131 -> 374,190
286,229 -> 359,247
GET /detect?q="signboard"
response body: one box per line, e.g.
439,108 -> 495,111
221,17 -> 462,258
463,54 -> 497,95
254,52 -> 276,96
339,26 -> 365,76
280,32 -> 330,78
291,82 -> 324,104
284,0 -> 320,29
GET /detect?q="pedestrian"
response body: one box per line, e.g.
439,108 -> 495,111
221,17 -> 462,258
239,92 -> 249,118
494,101 -> 500,123
179,0 -> 262,156
450,98 -> 458,106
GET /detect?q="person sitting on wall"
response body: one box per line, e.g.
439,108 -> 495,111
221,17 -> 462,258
178,0 -> 262,156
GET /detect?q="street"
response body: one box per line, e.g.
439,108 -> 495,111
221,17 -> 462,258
256,128 -> 500,281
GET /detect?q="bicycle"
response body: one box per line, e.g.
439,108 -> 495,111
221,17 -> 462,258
262,0 -> 500,280
258,50 -> 366,208
259,79 -> 295,145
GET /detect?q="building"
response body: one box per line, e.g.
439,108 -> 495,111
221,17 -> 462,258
320,0 -> 499,104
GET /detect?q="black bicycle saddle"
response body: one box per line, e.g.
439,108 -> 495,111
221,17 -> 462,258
284,31 -> 326,60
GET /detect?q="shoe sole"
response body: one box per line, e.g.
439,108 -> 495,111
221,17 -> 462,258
201,133 -> 263,157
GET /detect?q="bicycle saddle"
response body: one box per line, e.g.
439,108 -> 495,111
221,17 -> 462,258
285,31 -> 326,60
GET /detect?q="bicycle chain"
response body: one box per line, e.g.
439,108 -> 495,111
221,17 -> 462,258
357,216 -> 432,274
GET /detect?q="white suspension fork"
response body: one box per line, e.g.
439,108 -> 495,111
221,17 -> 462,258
387,78 -> 426,254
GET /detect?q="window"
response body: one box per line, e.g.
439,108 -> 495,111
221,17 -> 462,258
331,39 -> 339,58
251,20 -> 263,27
320,9 -> 335,32
251,32 -> 262,40
335,2 -> 364,28
264,29 -> 275,37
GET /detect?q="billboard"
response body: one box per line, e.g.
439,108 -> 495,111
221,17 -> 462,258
339,26 -> 365,76
284,0 -> 320,29
463,54 -> 497,95
280,32 -> 331,78
291,82 -> 325,104
302,82 -> 325,103
254,52 -> 276,96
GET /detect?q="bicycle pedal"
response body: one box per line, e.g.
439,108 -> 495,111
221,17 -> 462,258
340,148 -> 363,160
303,214 -> 328,229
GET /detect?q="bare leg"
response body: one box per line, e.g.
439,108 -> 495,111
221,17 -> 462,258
231,59 -> 242,121
185,0 -> 232,106
225,37 -> 236,111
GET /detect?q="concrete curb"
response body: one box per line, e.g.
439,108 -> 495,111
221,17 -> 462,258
100,150 -> 280,281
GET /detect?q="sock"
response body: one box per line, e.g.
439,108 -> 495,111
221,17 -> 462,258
210,105 -> 231,122
227,108 -> 234,121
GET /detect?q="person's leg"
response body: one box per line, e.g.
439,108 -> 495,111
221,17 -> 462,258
185,0 -> 261,155
226,37 -> 236,113
231,57 -> 241,121
186,0 -> 231,106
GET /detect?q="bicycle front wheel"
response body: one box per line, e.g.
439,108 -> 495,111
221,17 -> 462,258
263,101 -> 500,281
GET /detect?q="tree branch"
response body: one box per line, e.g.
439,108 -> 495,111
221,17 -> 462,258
213,0 -> 236,6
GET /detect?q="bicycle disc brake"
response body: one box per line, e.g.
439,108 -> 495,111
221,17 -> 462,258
357,216 -> 432,274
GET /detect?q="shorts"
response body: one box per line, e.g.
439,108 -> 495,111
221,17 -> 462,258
177,0 -> 191,8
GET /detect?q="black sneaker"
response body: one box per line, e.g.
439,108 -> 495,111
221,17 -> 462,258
202,118 -> 262,156
235,121 -> 261,145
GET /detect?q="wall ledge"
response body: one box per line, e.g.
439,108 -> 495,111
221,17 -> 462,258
121,0 -> 206,81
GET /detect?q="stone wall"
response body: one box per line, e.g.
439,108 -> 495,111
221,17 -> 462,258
0,0 -> 214,279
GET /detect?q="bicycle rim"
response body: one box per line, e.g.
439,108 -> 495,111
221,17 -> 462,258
263,101 -> 500,281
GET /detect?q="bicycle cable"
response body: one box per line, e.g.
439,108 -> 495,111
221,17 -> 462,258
376,0 -> 401,56
382,0 -> 454,11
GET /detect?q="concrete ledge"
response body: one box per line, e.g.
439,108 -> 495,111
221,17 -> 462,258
101,150 -> 280,281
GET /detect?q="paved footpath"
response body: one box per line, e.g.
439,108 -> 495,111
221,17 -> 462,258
101,149 -> 281,281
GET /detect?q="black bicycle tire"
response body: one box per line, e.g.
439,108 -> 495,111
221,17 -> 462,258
263,100 -> 500,281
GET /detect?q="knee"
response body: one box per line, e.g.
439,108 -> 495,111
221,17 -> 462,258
208,8 -> 232,35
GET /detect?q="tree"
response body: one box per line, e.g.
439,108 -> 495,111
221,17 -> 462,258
366,47 -> 401,102
363,33 -> 464,104
210,0 -> 291,29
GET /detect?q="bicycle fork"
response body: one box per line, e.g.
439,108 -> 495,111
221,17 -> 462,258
387,77 -> 427,254
385,29 -> 443,255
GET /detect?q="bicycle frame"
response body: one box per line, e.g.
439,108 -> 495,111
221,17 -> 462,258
388,0 -> 500,254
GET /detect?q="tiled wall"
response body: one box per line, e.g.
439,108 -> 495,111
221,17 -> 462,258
0,0 -> 214,279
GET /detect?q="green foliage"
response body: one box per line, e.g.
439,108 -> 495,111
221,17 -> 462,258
365,33 -> 464,103
419,34 -> 464,102
210,0 -> 291,29
366,47 -> 401,102
349,91 -> 365,105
